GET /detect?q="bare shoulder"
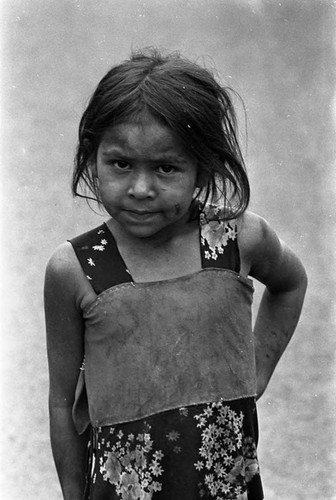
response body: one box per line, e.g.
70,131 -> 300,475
45,242 -> 95,310
45,242 -> 81,291
237,211 -> 307,292
236,211 -> 273,268
46,241 -> 78,274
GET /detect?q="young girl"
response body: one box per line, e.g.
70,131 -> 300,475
45,49 -> 307,500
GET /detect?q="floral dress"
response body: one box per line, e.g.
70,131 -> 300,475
70,205 -> 264,500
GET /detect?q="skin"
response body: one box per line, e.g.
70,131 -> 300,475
45,115 -> 307,498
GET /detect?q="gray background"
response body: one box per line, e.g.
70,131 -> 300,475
1,0 -> 335,498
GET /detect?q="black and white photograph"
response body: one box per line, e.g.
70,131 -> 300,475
1,1 -> 335,499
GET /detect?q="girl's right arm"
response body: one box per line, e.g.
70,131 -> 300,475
44,243 -> 90,500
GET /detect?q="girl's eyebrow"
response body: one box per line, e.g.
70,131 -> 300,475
101,148 -> 190,164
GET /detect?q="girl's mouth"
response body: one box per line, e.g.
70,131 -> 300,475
127,209 -> 156,215
123,209 -> 159,221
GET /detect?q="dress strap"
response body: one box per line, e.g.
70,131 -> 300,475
199,205 -> 240,273
69,224 -> 132,294
69,206 -> 240,294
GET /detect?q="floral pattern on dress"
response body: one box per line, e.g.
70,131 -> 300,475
194,400 -> 260,499
100,423 -> 163,500
85,229 -> 108,280
89,399 -> 262,499
200,205 -> 237,262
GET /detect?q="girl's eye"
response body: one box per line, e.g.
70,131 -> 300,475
110,160 -> 131,170
157,165 -> 176,174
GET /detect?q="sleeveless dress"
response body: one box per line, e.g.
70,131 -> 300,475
69,205 -> 264,500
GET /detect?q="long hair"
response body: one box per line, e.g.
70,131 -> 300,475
73,48 -> 250,219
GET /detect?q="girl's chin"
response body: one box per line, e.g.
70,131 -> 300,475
117,219 -> 185,242
107,206 -> 192,240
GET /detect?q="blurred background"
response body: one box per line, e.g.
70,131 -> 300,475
1,0 -> 335,498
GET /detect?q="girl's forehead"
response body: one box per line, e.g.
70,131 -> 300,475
98,117 -> 195,161
100,116 -> 178,148
106,112 -> 167,133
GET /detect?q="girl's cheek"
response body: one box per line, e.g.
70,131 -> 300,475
173,204 -> 181,216
165,204 -> 183,219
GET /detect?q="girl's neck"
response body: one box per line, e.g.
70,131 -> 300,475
106,216 -> 201,283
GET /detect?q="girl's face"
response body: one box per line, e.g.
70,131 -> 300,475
96,115 -> 199,240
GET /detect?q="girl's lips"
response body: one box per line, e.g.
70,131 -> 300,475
127,210 -> 157,215
123,209 -> 159,221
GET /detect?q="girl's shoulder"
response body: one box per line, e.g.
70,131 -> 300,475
236,210 -> 288,280
46,223 -> 108,279
236,211 -> 271,249
45,240 -> 96,310
237,211 -> 307,291
200,204 -> 268,248
46,241 -> 80,280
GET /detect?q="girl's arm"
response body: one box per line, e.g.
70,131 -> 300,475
239,212 -> 308,400
44,243 -> 91,499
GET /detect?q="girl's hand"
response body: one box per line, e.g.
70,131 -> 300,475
238,212 -> 308,399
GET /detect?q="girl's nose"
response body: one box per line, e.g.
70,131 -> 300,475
127,171 -> 155,199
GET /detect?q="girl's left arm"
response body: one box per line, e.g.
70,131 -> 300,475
239,212 -> 308,400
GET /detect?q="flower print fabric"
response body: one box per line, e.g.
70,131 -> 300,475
85,399 -> 263,499
194,400 -> 260,499
200,205 -> 237,262
101,425 -> 163,499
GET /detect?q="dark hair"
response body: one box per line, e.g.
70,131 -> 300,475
73,48 -> 250,219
